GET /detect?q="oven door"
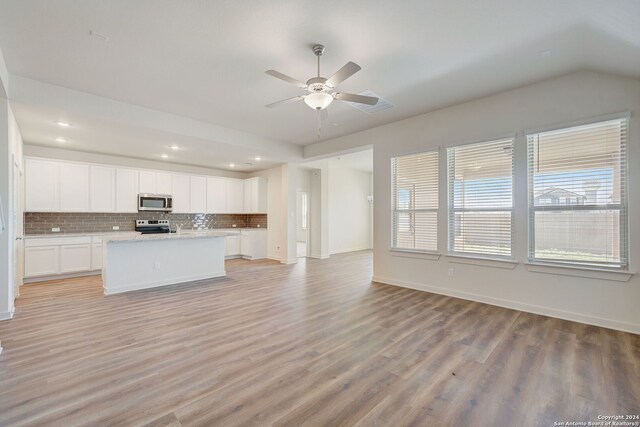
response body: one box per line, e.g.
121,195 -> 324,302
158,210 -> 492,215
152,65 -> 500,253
138,194 -> 172,212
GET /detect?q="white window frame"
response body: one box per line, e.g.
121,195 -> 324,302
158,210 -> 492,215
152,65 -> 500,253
447,138 -> 515,260
526,117 -> 629,269
391,150 -> 439,253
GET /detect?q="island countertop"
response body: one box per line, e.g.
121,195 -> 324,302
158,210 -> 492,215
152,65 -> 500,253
103,230 -> 235,243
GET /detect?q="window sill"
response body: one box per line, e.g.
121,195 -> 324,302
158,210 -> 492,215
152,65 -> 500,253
524,262 -> 635,282
390,248 -> 441,261
446,253 -> 518,269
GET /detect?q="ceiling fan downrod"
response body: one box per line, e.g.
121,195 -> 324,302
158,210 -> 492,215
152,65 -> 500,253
312,44 -> 325,78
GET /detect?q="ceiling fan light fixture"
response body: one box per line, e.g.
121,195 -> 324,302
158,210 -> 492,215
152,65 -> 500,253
304,92 -> 333,110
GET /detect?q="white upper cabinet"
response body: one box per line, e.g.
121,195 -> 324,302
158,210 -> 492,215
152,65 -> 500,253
243,179 -> 252,213
171,174 -> 190,213
90,165 -> 116,212
254,177 -> 268,213
226,179 -> 244,213
138,170 -> 172,195
206,177 -> 227,213
59,163 -> 90,212
156,172 -> 172,194
24,157 -> 268,216
244,177 -> 268,213
25,158 -> 59,212
138,170 -> 156,194
115,168 -> 139,213
190,176 -> 206,213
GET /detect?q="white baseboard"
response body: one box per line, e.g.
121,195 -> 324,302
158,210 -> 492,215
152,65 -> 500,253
0,307 -> 15,321
24,270 -> 101,284
104,270 -> 226,295
309,253 -> 330,259
330,246 -> 371,255
372,275 -> 640,335
281,258 -> 298,265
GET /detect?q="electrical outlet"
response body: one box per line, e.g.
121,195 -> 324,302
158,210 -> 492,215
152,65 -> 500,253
276,245 -> 280,251
154,261 -> 161,270
112,226 -> 120,230
448,268 -> 454,277
51,227 -> 60,232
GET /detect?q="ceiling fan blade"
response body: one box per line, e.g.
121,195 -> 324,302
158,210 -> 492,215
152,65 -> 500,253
334,92 -> 379,105
326,62 -> 361,88
265,96 -> 304,108
265,70 -> 307,89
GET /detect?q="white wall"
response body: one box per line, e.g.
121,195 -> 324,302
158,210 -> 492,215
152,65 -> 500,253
304,70 -> 640,334
328,159 -> 373,254
0,46 -> 9,98
250,164 -> 297,263
308,167 -> 327,258
250,166 -> 283,261
296,168 -> 311,243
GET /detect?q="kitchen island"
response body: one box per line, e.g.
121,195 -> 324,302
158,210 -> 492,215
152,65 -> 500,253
102,231 -> 232,295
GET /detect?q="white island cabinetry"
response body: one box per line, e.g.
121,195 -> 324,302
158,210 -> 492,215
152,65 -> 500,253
102,232 -> 231,294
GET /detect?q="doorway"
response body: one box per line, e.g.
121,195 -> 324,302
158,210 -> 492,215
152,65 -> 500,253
296,191 -> 309,258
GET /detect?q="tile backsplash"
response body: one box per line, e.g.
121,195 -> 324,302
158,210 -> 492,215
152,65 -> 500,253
24,212 -> 267,235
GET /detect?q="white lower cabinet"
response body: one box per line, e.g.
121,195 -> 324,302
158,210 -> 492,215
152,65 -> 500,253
225,235 -> 241,257
24,246 -> 59,277
60,244 -> 92,273
240,229 -> 267,260
24,234 -> 123,281
24,229 -> 268,281
91,243 -> 103,270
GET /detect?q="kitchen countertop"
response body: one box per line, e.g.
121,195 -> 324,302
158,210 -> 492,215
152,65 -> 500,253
103,230 -> 235,243
24,228 -> 266,238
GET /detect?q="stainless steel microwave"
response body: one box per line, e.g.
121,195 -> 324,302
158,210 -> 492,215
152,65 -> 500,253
138,194 -> 173,212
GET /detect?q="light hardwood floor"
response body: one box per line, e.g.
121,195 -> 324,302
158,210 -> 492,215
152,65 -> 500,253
1,251 -> 639,426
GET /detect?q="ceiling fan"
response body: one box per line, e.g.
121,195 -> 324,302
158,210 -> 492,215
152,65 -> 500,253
265,44 -> 379,112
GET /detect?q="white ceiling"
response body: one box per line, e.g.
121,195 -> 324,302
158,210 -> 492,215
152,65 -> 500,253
0,0 -> 639,170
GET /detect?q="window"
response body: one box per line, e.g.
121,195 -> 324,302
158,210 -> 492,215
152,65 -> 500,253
447,138 -> 514,257
527,118 -> 628,268
391,151 -> 438,252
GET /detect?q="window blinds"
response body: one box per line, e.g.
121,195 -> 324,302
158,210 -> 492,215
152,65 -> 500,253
447,138 -> 514,257
527,118 -> 628,268
391,151 -> 438,251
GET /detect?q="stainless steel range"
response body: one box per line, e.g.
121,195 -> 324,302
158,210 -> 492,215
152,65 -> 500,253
135,219 -> 171,234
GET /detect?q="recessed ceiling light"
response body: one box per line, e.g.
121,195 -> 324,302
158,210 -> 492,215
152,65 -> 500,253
169,145 -> 180,151
255,156 -> 261,161
229,163 -> 235,168
160,153 -> 169,159
56,121 -> 71,127
55,137 -> 67,143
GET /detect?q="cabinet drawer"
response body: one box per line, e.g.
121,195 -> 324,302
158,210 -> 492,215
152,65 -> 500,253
26,236 -> 92,247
